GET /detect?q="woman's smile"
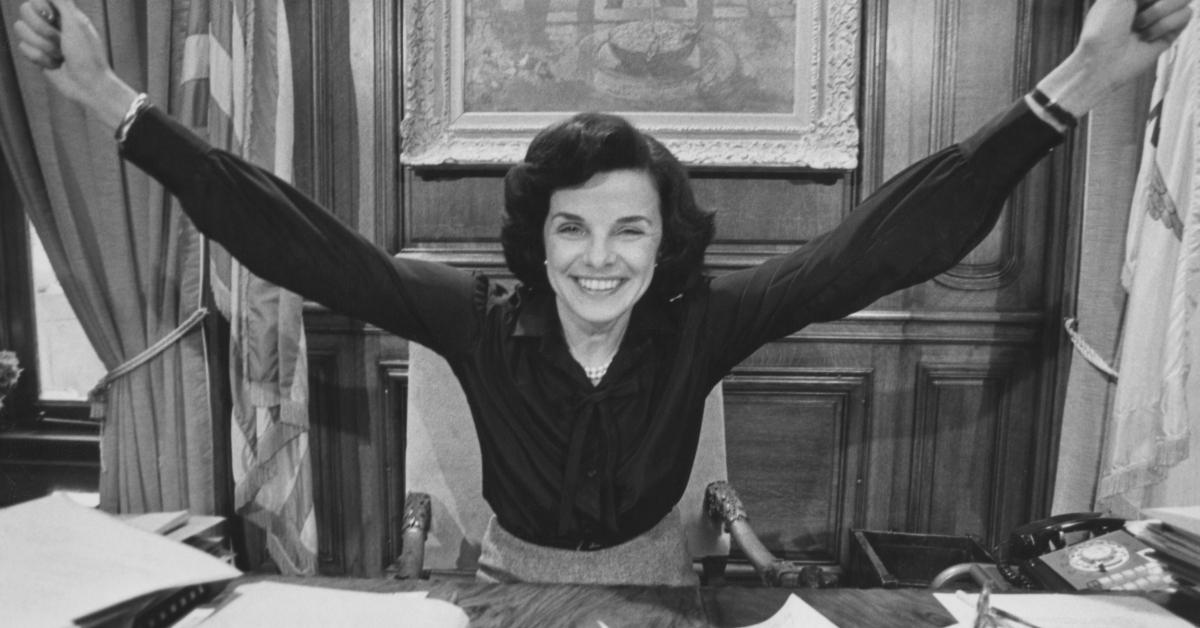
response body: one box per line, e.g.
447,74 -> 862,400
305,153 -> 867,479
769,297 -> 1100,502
574,276 -> 624,293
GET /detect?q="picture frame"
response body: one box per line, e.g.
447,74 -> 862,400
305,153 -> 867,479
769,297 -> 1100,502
400,0 -> 860,169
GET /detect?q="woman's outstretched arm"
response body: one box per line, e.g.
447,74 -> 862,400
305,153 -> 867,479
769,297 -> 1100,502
12,0 -> 483,356
700,0 -> 1192,373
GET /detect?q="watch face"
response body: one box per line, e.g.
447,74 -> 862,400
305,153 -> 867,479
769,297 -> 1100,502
1067,539 -> 1130,572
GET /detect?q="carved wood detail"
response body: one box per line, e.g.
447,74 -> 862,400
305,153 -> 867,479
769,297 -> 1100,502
399,0 -> 861,168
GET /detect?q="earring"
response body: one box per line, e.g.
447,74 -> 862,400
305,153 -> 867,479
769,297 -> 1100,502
543,260 -> 548,266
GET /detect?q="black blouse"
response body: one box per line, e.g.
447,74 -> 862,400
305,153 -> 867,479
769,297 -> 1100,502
120,99 -> 1062,549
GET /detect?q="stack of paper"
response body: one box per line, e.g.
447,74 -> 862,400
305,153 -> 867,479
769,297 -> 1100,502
1131,506 -> 1200,593
936,591 -> 1194,627
179,582 -> 469,627
0,493 -> 241,627
118,509 -> 232,562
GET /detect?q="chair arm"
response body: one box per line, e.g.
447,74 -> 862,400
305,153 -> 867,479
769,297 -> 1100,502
704,481 -> 836,588
930,562 -> 1015,591
393,492 -> 431,579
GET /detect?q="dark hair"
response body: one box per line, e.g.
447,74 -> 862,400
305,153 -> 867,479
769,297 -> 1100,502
501,112 -> 715,300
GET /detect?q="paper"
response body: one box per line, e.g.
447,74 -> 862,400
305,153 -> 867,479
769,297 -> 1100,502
166,515 -> 226,542
935,591 -> 1193,627
1141,506 -> 1200,537
0,493 -> 241,628
741,594 -> 838,628
116,510 -> 190,534
196,582 -> 469,627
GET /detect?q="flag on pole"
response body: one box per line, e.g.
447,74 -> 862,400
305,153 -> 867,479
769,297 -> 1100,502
179,0 -> 317,574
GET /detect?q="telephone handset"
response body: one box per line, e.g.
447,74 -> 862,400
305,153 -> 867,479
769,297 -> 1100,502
1000,513 -> 1172,592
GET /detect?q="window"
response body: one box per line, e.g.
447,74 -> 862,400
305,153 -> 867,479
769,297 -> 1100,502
28,225 -> 106,401
0,149 -> 100,506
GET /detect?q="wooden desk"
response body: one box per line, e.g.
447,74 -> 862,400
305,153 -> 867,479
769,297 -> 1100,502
225,576 -> 956,627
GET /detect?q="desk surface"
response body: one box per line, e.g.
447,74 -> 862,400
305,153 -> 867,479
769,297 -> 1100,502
228,576 -> 956,627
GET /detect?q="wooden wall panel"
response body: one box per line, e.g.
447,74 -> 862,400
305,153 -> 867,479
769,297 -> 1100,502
909,363 -> 1009,539
307,311 -> 408,576
406,174 -> 506,249
307,343 -> 348,574
724,368 -> 870,563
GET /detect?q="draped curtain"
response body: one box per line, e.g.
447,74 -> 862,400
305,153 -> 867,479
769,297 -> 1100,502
0,0 -> 315,574
0,1 -> 220,514
1052,78 -> 1153,514
1097,17 -> 1200,517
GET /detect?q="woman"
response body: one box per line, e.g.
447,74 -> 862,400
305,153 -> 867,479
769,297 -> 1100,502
13,0 -> 1192,586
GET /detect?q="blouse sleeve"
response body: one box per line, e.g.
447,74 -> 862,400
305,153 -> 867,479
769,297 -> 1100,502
702,98 -> 1065,374
119,107 -> 480,357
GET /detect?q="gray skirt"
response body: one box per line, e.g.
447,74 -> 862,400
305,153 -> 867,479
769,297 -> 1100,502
476,507 -> 699,586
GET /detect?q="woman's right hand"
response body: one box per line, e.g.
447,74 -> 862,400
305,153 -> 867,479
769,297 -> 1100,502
13,0 -> 137,129
1039,0 -> 1193,117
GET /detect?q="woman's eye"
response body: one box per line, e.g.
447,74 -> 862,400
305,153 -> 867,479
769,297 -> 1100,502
557,223 -> 585,236
616,227 -> 646,237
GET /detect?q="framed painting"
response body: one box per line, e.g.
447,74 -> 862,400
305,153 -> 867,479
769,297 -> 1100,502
401,0 -> 859,169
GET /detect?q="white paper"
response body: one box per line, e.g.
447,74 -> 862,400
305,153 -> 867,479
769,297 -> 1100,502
165,515 -> 226,542
741,594 -> 838,628
197,582 -> 469,627
0,493 -> 241,628
116,510 -> 190,534
1141,506 -> 1200,537
935,591 -> 1193,628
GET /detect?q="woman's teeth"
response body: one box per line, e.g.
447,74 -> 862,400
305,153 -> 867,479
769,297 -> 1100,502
577,277 -> 621,292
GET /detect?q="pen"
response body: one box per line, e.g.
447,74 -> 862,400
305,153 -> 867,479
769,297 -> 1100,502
956,590 -> 1044,628
987,604 -> 1044,628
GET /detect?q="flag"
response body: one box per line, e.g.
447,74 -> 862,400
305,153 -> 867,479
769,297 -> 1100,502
180,0 -> 317,574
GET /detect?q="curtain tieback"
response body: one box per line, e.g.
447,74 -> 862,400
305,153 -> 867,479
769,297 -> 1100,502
1063,317 -> 1119,381
88,307 -> 210,418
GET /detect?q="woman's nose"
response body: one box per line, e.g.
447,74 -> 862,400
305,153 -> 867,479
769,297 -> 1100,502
586,235 -> 614,267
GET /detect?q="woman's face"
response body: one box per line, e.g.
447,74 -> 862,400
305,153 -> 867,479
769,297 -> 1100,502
544,169 -> 663,334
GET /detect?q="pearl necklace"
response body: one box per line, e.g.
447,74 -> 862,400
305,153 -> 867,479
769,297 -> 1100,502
584,359 -> 612,384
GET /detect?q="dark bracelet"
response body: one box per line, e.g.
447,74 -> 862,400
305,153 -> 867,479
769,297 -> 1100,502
1031,88 -> 1078,129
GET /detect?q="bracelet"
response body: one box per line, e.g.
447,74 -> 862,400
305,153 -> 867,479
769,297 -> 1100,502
115,92 -> 151,144
1030,88 -> 1077,129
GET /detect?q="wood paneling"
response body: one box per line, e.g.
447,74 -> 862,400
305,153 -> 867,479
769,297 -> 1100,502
909,361 -> 1019,544
724,368 -> 870,563
301,0 -> 1086,575
306,309 -> 408,576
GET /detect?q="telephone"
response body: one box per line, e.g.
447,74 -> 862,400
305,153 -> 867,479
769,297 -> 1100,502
933,513 -> 1175,593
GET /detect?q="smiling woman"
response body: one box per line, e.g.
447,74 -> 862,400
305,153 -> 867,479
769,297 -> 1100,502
11,0 -> 1194,588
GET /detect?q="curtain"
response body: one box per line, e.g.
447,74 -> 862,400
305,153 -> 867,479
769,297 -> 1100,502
1097,17 -> 1200,517
186,0 -> 316,574
0,1 -> 222,514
